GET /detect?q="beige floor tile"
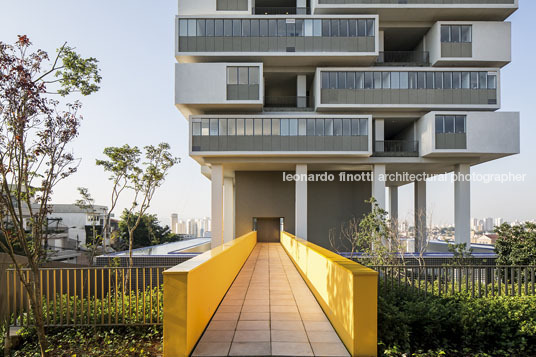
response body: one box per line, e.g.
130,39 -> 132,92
271,305 -> 298,313
206,320 -> 238,331
306,330 -> 342,343
271,298 -> 296,306
271,329 -> 308,342
236,320 -> 270,330
240,312 -> 270,321
310,342 -> 350,357
218,304 -> 242,313
199,330 -> 235,343
271,342 -> 314,356
300,312 -> 328,322
233,329 -> 271,342
241,305 -> 270,313
221,299 -> 244,306
213,311 -> 240,321
243,299 -> 269,306
271,311 -> 301,321
192,342 -> 231,356
303,321 -> 334,332
270,320 -> 305,331
229,342 -> 271,356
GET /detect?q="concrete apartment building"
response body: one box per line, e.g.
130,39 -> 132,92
174,0 -> 519,251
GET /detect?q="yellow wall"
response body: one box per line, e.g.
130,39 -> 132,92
163,232 -> 257,357
280,232 -> 378,357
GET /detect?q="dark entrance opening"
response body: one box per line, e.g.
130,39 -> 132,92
254,217 -> 282,242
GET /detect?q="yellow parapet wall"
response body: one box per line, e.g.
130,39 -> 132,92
280,231 -> 378,357
163,231 -> 257,357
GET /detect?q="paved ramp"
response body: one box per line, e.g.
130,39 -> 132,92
192,243 -> 350,356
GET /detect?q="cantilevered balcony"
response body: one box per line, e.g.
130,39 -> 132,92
375,51 -> 430,66
373,140 -> 419,157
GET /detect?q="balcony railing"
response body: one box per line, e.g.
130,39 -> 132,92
264,96 -> 314,109
252,7 -> 311,15
376,51 -> 430,66
374,140 -> 419,157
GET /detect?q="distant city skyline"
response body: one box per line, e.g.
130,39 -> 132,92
1,0 -> 535,229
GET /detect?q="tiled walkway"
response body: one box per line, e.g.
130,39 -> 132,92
192,243 -> 350,357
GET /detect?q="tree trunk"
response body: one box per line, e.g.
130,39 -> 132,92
129,230 -> 134,267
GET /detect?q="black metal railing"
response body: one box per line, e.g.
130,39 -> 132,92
370,265 -> 536,298
264,96 -> 314,108
376,51 -> 430,66
252,7 -> 310,15
374,140 -> 419,157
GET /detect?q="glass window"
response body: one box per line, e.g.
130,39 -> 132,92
228,119 -> 236,135
305,20 -> 313,36
426,72 -> 434,89
254,119 -> 262,136
245,119 -> 253,136
356,72 -> 364,89
272,119 -> 280,135
444,116 -> 455,133
281,119 -> 289,136
391,72 -> 400,89
349,20 -> 357,37
364,72 -> 373,89
462,72 -> 470,89
470,72 -> 478,89
242,20 -> 250,37
325,119 -> 333,136
278,19 -> 286,37
451,26 -> 461,43
455,116 -> 466,133
290,119 -> 298,136
224,19 -> 232,37
400,72 -> 409,89
237,118 -> 245,136
347,72 -> 355,89
215,19 -> 224,36
260,20 -> 268,37
435,116 -> 444,134
461,26 -> 472,43
342,119 -> 351,136
232,20 -> 241,36
444,72 -> 453,89
296,19 -> 304,37
313,19 -> 322,37
219,119 -> 227,136
333,119 -> 342,136
357,20 -> 366,37
201,119 -> 209,136
322,20 -> 330,36
338,72 -> 346,89
366,19 -> 375,37
250,20 -> 259,36
408,72 -> 417,89
329,72 -> 337,89
351,119 -> 359,136
330,20 -> 339,37
249,67 -> 259,85
197,20 -> 205,36
479,72 -> 487,89
316,119 -> 324,136
435,72 -> 443,89
382,72 -> 391,89
188,19 -> 196,37
227,67 -> 237,84
206,20 -> 214,36
441,26 -> 450,42
417,72 -> 426,89
340,20 -> 348,37
179,20 -> 188,36
359,119 -> 368,136
192,121 -> 201,136
374,72 -> 382,89
306,119 -> 315,136
210,119 -> 218,136
453,72 -> 461,89
298,119 -> 306,136
263,119 -> 271,135
238,67 -> 248,84
269,19 -> 277,37
287,22 -> 295,37
488,74 -> 497,89
322,72 -> 329,88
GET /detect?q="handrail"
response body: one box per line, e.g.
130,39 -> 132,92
252,6 -> 310,15
376,51 -> 430,66
264,95 -> 314,108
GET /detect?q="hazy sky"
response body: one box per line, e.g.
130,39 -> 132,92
1,0 -> 534,227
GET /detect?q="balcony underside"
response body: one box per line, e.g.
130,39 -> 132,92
176,54 -> 378,67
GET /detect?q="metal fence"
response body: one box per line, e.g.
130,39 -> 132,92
370,265 -> 536,298
6,266 -> 171,328
264,96 -> 314,109
373,140 -> 419,157
252,7 -> 310,15
376,51 -> 430,66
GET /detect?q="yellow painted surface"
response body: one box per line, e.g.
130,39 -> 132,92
163,231 -> 257,357
280,231 -> 378,357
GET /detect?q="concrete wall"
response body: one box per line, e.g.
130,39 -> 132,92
307,172 -> 371,251
235,171 -> 295,237
175,62 -> 263,105
178,0 -> 251,16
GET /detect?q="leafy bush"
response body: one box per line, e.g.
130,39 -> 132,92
378,282 -> 536,356
495,222 -> 536,266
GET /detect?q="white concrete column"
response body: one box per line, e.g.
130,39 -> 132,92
372,164 -> 386,210
295,164 -> 308,240
211,165 -> 224,248
454,164 -> 471,247
414,180 -> 427,253
379,30 -> 385,52
297,75 -> 307,108
375,119 -> 385,153
389,186 -> 398,228
223,176 -> 235,244
297,0 -> 307,8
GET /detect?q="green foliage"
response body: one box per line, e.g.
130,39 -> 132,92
54,45 -> 101,96
378,282 -> 536,356
447,243 -> 474,266
116,211 -> 180,250
495,222 -> 536,266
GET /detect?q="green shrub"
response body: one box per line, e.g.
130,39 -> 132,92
495,222 -> 536,266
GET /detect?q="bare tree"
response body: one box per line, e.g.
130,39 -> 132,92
74,187 -> 100,265
0,36 -> 100,356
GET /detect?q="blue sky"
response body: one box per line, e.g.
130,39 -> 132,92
1,0 -> 534,227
